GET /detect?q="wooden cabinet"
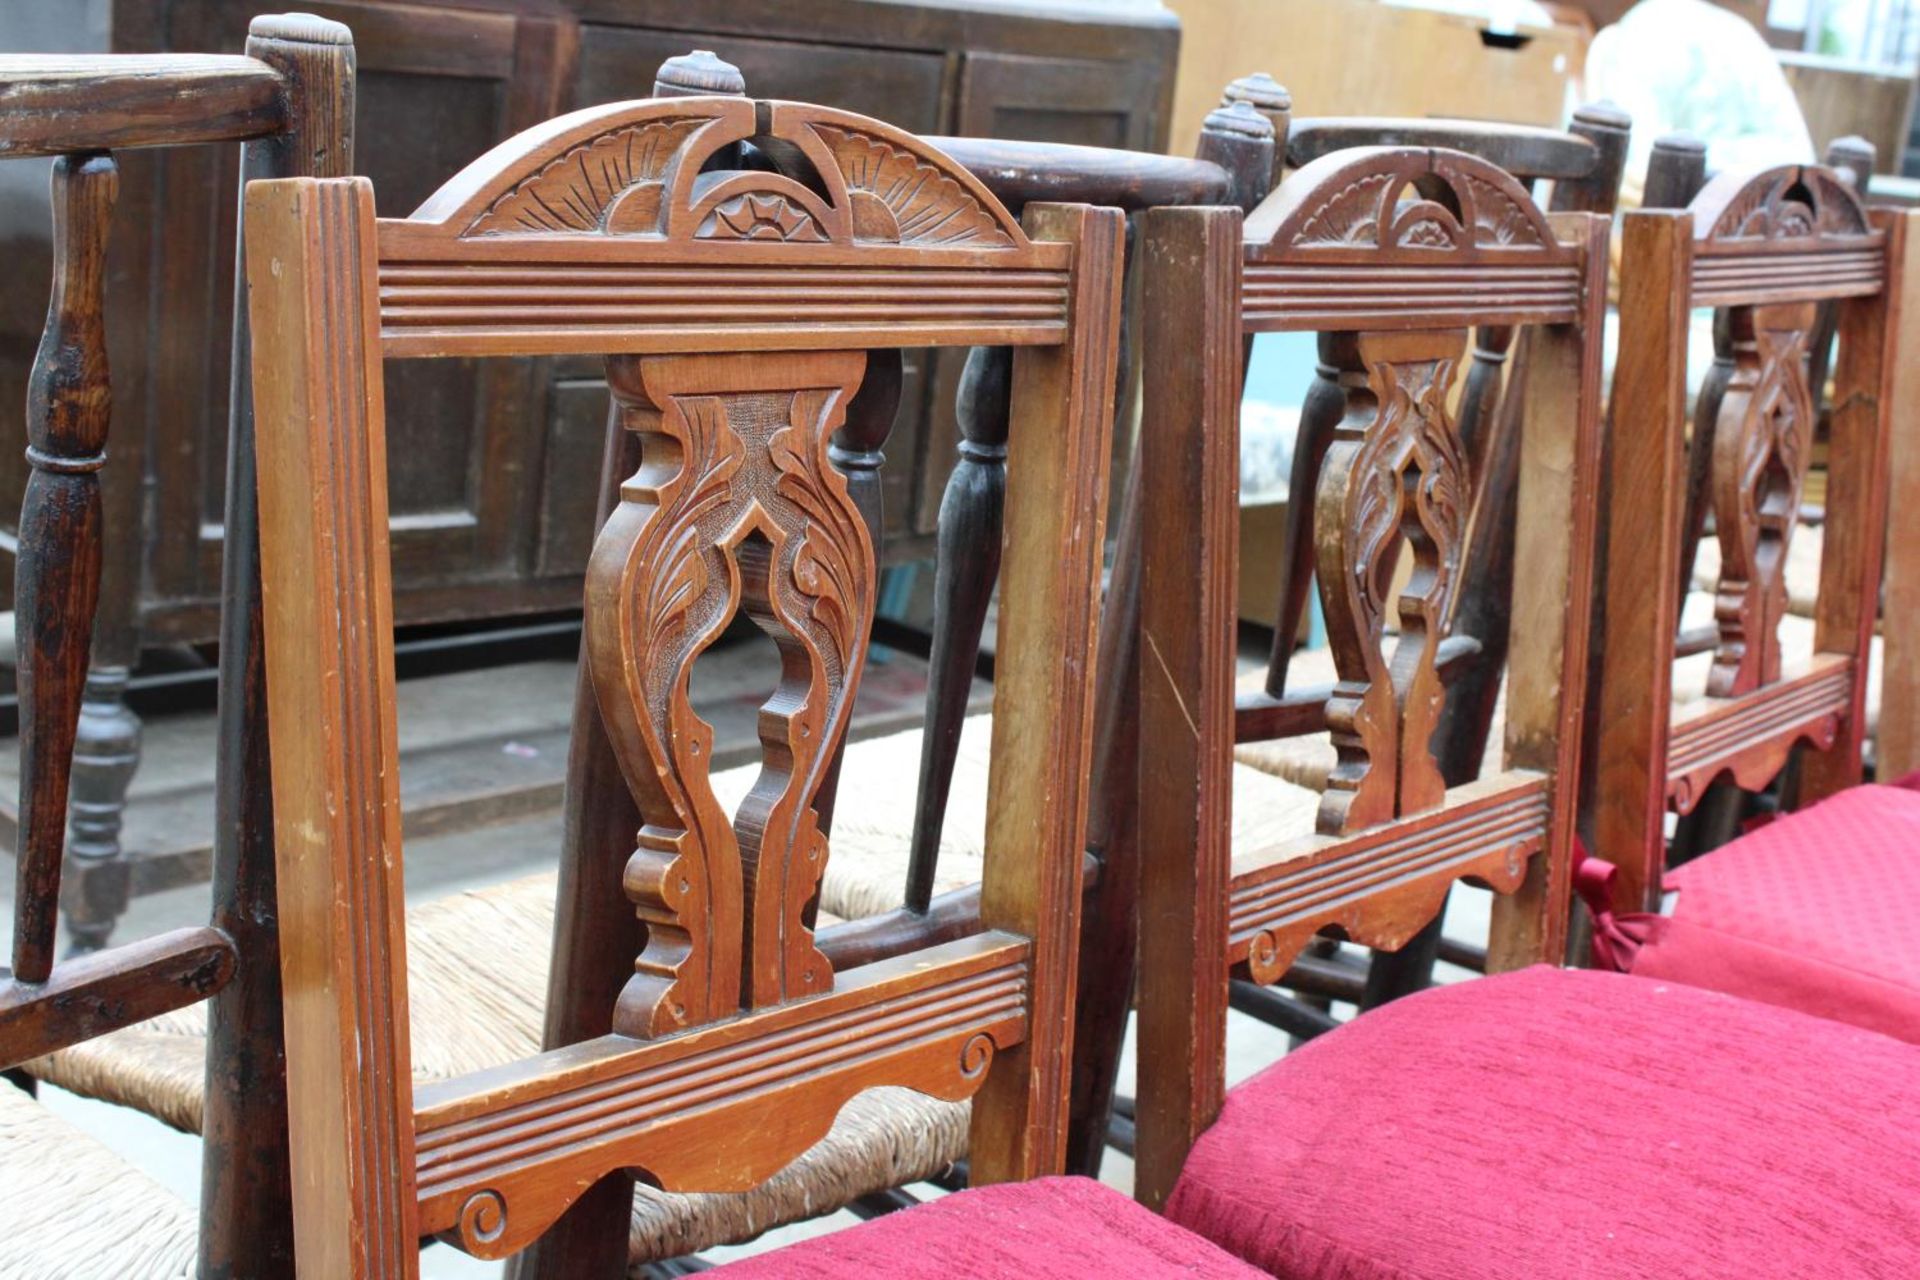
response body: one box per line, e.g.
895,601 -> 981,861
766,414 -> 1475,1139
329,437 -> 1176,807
0,0 -> 1179,649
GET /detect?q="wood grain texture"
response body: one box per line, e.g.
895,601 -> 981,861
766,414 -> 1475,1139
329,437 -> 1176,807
587,350 -> 870,1033
247,175 -> 420,1280
0,926 -> 232,1065
1877,211 -> 1920,781
1130,147 -> 1608,1203
1230,773 -> 1549,982
413,936 -> 1029,1258
1315,327 -> 1470,835
12,151 -> 116,987
1803,207 -> 1915,798
1132,205 -> 1241,1210
0,53 -> 286,157
201,18 -> 356,1277
1486,210 -> 1608,970
970,200 -> 1124,1184
1593,209 -> 1692,912
250,94 -> 1123,1273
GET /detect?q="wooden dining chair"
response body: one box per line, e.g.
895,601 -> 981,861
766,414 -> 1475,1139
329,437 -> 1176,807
1131,141 -> 1608,1203
243,92 -> 1144,1277
1218,86 -> 1632,1007
1576,156 -> 1920,1044
0,16 -> 353,1276
1127,148 -> 1920,1280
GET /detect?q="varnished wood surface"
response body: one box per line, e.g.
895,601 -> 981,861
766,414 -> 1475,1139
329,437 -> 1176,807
1593,209 -> 1692,911
924,136 -> 1230,211
1878,215 -> 1920,781
1131,147 -> 1610,1202
1287,116 -> 1597,179
1595,166 -> 1903,914
199,17 -> 356,1276
12,152 -> 116,987
0,53 -> 286,156
0,926 -> 233,1065
248,94 -> 1125,1274
1803,207 -> 1916,798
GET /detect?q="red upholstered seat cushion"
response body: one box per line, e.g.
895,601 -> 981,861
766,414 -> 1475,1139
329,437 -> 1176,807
1167,967 -> 1920,1279
709,1175 -> 1264,1278
1627,782 -> 1920,1042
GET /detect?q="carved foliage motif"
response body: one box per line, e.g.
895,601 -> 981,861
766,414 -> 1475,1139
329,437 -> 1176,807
446,99 -> 1022,250
1316,329 -> 1471,835
1268,150 -> 1551,253
1707,306 -> 1815,697
586,351 -> 873,1038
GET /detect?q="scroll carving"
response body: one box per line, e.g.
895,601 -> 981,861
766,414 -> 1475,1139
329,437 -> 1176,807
586,350 -> 874,1038
1316,328 -> 1471,835
1706,305 -> 1815,697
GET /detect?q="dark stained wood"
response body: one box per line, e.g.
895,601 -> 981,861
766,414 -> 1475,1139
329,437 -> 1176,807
1288,116 -> 1597,179
922,138 -> 1230,211
8,0 -> 1182,950
0,22 -> 355,1278
246,98 -> 1124,1273
198,16 -> 356,1279
1052,99 -> 1275,1178
908,344 -> 1008,914
13,151 -> 115,986
0,54 -> 286,156
0,926 -> 233,1063
1802,206 -> 1914,799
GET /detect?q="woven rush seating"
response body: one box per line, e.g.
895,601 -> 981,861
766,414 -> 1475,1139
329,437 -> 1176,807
0,1079 -> 198,1280
28,832 -> 972,1267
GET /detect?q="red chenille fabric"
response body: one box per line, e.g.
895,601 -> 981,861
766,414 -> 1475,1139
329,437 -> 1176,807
1626,782 -> 1920,1042
1166,967 -> 1920,1279
709,1176 -> 1265,1279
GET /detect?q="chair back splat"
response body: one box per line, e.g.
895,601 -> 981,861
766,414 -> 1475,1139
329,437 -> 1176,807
0,17 -> 353,1276
1593,161 -> 1918,911
1133,147 -> 1609,1206
245,96 -> 1123,1276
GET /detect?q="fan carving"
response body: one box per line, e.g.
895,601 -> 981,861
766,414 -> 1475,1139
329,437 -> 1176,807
425,100 -> 1027,252
1263,150 -> 1555,254
464,118 -> 708,236
1696,165 -> 1873,243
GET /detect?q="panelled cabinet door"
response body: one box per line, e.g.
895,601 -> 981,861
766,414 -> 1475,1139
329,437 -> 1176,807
141,0 -> 580,638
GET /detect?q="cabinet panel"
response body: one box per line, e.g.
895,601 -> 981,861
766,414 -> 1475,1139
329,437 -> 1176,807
576,26 -> 943,132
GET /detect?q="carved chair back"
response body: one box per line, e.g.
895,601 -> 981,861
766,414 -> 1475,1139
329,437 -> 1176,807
244,95 -> 1122,1276
1131,146 -> 1609,1205
1592,161 -> 1916,913
1245,90 -> 1630,785
0,17 -> 352,1275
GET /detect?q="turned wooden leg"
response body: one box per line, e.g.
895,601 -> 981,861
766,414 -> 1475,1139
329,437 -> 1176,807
58,664 -> 140,954
906,344 -> 1009,913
